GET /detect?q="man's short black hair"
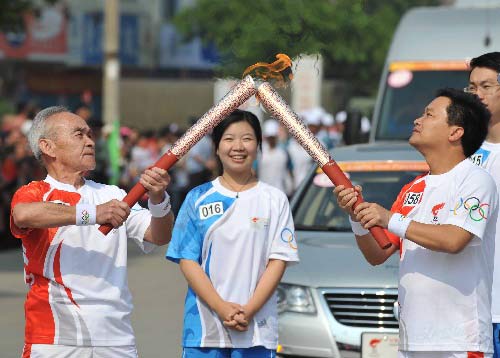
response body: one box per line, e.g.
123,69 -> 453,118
435,88 -> 490,157
470,52 -> 500,73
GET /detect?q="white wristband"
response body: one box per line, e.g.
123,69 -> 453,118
388,213 -> 412,238
76,204 -> 97,226
349,217 -> 369,236
148,192 -> 171,218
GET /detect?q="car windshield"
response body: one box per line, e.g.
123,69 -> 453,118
293,170 -> 425,232
375,70 -> 468,140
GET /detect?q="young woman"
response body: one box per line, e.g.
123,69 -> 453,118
166,110 -> 299,358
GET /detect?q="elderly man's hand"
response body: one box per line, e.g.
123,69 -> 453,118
139,167 -> 171,204
96,200 -> 131,228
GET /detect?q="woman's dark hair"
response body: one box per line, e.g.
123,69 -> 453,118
435,88 -> 490,157
211,109 -> 262,174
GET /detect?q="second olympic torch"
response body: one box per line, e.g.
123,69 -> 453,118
99,75 -> 257,234
256,82 -> 391,249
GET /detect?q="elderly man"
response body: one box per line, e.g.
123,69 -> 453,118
10,106 -> 174,358
335,89 -> 498,358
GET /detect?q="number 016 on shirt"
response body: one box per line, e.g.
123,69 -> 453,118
199,201 -> 224,219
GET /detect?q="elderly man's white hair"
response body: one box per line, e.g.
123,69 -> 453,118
28,106 -> 69,160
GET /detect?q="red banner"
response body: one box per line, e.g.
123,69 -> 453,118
0,7 -> 67,60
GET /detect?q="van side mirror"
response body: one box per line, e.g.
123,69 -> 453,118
343,110 -> 369,145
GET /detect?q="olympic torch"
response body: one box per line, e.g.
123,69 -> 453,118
256,82 -> 391,249
99,75 -> 257,234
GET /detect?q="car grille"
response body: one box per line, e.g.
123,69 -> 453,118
322,288 -> 399,328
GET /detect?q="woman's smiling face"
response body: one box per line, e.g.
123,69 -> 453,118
216,120 -> 258,177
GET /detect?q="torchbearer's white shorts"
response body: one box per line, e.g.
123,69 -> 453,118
399,352 -> 492,358
21,344 -> 138,358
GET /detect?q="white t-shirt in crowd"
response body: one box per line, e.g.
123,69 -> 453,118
258,142 -> 292,195
391,160 -> 498,353
287,139 -> 313,190
471,141 -> 500,323
166,179 -> 299,349
10,175 -> 154,346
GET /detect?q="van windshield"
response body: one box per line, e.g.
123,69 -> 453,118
375,70 -> 469,140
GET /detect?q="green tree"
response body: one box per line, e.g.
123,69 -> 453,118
174,0 -> 438,94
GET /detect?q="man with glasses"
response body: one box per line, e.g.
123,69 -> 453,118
467,52 -> 500,358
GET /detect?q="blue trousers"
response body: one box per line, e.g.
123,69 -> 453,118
182,346 -> 276,358
494,323 -> 500,358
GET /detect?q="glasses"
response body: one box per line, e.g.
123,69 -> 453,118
464,83 -> 500,95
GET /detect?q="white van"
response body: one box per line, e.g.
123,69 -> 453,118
370,4 -> 500,142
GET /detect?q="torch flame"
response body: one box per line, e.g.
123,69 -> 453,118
242,53 -> 293,87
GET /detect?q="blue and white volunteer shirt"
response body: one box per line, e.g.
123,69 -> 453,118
471,142 -> 500,323
166,178 -> 299,349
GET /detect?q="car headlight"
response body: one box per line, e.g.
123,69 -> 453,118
277,283 -> 316,314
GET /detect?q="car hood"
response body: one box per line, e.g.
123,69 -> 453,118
283,230 -> 399,288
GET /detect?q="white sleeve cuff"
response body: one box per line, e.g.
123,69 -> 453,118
148,192 -> 171,218
76,204 -> 97,226
388,213 -> 412,239
349,217 -> 369,236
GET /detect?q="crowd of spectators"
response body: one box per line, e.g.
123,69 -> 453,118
0,102 -> 44,249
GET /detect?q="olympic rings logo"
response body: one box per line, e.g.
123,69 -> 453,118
280,228 -> 297,250
450,198 -> 463,216
450,196 -> 489,222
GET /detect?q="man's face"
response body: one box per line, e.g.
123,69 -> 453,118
308,124 -> 320,135
409,96 -> 455,151
469,67 -> 500,122
44,112 -> 96,172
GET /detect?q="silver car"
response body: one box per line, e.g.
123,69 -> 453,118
277,142 -> 428,358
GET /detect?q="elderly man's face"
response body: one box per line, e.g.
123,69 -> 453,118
45,112 -> 96,172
